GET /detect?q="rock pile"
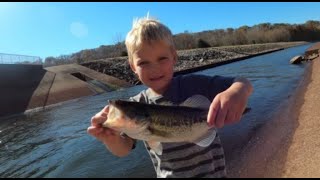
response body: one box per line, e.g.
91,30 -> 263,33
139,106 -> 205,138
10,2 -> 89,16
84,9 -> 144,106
81,42 -> 307,85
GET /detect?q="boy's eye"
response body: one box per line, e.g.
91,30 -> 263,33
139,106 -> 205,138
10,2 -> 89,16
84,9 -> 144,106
138,61 -> 148,66
159,57 -> 168,62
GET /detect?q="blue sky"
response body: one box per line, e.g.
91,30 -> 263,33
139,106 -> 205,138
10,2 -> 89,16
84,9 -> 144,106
0,2 -> 319,60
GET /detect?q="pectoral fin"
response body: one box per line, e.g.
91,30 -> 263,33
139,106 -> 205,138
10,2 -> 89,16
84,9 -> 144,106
194,128 -> 217,147
147,141 -> 163,155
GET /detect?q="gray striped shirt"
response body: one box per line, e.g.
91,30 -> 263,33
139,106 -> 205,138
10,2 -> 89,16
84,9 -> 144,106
130,74 -> 235,178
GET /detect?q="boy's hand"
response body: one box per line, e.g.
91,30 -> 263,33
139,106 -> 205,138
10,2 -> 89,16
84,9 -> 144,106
87,105 -> 122,144
207,78 -> 252,128
87,105 -> 135,157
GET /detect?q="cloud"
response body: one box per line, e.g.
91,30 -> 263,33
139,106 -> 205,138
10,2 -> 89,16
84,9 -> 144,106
70,22 -> 88,38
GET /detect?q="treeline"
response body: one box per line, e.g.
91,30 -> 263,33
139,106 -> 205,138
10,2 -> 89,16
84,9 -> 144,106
43,20 -> 320,67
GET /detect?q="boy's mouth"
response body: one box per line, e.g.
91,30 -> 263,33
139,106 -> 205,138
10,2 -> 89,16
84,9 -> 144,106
150,75 -> 164,81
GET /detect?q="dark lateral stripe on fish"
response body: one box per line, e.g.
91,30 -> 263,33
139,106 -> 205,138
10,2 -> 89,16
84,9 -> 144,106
150,110 -> 207,127
161,157 -> 224,173
191,166 -> 226,178
162,143 -> 222,163
161,133 -> 218,154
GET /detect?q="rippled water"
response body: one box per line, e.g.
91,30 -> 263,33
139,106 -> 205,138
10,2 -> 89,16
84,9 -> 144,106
0,43 -> 312,177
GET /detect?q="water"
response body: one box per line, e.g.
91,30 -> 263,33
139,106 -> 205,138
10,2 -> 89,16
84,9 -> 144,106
0,43 -> 312,177
194,44 -> 311,161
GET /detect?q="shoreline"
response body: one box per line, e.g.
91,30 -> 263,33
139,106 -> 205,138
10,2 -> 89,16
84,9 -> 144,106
227,42 -> 320,177
81,41 -> 307,85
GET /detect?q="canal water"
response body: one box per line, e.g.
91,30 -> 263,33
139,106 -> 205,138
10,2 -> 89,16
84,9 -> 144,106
0,43 -> 313,177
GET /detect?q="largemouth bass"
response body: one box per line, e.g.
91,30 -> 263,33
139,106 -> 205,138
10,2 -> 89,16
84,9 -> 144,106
103,94 -> 250,155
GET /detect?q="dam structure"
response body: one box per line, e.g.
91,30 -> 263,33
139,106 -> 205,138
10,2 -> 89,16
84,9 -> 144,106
0,53 -> 132,118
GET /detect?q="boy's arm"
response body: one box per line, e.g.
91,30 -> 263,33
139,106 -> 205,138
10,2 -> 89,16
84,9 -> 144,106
207,76 -> 253,128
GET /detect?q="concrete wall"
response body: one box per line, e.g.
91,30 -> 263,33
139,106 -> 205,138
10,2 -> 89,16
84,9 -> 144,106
0,63 -> 132,118
0,64 -> 48,117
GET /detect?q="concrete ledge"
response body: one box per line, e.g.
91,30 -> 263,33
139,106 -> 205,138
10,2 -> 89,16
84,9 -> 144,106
0,63 -> 132,118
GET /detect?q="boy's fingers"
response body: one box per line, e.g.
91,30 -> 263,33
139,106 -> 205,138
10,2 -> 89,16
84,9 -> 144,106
91,116 -> 106,126
87,126 -> 116,141
232,107 -> 246,123
235,112 -> 242,122
207,99 -> 220,127
105,128 -> 117,135
87,126 -> 94,135
97,106 -> 109,118
91,105 -> 110,126
226,111 -> 236,125
215,108 -> 227,128
87,126 -> 102,136
102,105 -> 110,114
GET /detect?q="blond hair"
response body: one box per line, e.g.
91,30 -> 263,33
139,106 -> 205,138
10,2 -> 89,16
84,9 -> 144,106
125,16 -> 175,64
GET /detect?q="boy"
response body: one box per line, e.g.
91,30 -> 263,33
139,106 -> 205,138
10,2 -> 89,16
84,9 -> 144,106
87,16 -> 253,178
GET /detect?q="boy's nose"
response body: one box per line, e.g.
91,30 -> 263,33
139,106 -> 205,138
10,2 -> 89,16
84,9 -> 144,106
149,62 -> 162,71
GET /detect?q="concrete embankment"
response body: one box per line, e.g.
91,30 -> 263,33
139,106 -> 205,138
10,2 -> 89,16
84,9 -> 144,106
0,64 -> 51,117
0,64 -> 131,118
227,42 -> 320,178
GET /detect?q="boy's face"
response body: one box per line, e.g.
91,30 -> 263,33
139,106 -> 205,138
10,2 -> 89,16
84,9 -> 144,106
130,40 -> 177,94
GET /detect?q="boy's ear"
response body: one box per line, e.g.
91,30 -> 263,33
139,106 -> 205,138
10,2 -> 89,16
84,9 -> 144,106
129,62 -> 137,73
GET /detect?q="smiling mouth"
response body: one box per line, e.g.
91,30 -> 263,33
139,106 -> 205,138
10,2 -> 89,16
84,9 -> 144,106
150,75 -> 164,81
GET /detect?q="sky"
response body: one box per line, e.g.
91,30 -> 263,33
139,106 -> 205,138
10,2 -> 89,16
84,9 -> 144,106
0,2 -> 319,60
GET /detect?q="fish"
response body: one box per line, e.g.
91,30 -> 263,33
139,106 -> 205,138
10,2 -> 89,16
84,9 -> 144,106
103,94 -> 250,155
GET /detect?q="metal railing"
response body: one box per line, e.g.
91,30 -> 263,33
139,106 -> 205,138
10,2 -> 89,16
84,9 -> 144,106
0,53 -> 43,65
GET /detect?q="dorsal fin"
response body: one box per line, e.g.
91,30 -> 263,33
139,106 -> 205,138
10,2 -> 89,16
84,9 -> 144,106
179,94 -> 211,109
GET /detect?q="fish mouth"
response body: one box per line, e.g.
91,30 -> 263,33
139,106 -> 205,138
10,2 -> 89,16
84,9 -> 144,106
108,100 -> 115,106
150,75 -> 164,81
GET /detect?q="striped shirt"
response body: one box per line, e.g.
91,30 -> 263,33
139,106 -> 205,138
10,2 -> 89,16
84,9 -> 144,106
129,74 -> 235,178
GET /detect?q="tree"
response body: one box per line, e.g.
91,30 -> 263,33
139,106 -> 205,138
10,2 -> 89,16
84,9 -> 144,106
197,38 -> 211,48
173,32 -> 197,50
112,32 -> 124,44
44,56 -> 56,67
234,28 -> 248,45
